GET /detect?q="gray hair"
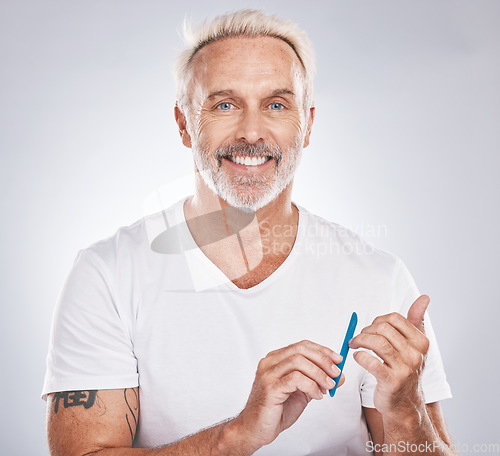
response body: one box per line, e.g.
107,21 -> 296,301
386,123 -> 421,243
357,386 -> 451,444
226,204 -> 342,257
175,9 -> 315,113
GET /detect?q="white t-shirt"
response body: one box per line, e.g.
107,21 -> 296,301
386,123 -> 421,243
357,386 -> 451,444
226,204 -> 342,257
42,199 -> 452,455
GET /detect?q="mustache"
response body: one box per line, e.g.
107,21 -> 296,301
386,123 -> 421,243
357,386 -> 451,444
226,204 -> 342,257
215,143 -> 283,163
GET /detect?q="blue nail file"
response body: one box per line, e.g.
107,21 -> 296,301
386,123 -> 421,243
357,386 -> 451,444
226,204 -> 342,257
329,312 -> 358,397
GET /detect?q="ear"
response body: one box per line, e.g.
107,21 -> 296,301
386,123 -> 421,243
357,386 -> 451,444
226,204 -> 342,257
174,105 -> 192,148
302,106 -> 315,148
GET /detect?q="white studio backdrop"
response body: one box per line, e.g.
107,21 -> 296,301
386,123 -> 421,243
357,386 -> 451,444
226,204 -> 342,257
1,1 -> 499,454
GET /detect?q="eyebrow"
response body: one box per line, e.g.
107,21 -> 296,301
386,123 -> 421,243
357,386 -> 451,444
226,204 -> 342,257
270,89 -> 295,98
207,88 -> 296,99
207,90 -> 235,99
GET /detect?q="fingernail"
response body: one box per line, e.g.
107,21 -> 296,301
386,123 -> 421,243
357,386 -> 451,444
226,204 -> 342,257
332,365 -> 341,376
327,377 -> 335,388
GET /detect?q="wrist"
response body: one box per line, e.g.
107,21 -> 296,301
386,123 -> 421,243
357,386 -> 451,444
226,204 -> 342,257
382,387 -> 426,428
217,417 -> 259,456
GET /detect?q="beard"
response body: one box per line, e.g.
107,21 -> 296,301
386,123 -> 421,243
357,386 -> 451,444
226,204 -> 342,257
191,139 -> 303,212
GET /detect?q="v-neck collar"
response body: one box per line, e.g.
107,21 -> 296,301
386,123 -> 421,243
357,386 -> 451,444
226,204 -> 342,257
175,197 -> 305,294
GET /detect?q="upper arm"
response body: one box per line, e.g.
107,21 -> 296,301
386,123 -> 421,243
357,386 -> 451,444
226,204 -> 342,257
363,402 -> 454,453
46,388 -> 139,456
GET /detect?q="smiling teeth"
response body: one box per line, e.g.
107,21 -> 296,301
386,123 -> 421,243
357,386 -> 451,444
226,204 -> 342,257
232,155 -> 268,166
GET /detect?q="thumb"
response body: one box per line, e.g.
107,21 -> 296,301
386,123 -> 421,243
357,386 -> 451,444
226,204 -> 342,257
407,295 -> 430,333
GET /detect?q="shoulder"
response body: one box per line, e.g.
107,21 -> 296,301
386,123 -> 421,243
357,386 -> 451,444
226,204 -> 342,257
78,199 -> 184,269
80,216 -> 149,266
297,205 -> 405,275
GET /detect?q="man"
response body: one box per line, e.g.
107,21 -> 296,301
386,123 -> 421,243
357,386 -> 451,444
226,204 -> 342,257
43,9 -> 455,456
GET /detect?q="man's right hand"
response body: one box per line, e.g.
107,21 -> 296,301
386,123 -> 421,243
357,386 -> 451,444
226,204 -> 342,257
228,340 -> 345,453
46,341 -> 344,456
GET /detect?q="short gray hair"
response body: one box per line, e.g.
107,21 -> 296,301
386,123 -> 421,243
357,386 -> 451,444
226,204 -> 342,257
175,9 -> 315,113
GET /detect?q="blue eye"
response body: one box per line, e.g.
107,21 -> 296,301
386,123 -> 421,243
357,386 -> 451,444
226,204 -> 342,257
270,102 -> 284,110
218,102 -> 232,110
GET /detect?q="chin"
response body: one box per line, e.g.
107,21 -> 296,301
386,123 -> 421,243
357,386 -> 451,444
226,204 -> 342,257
196,153 -> 298,212
216,179 -> 290,213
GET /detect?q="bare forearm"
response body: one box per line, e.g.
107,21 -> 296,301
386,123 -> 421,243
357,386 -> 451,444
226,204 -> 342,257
81,419 -> 254,456
381,408 -> 456,456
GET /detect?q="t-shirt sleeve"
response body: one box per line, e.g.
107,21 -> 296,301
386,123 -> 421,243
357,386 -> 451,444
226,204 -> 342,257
41,248 -> 138,400
360,258 -> 452,408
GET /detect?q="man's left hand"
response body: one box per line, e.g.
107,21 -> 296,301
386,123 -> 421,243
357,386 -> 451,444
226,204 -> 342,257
349,295 -> 431,421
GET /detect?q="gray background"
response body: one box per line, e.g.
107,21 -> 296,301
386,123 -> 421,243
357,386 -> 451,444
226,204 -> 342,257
1,0 -> 499,454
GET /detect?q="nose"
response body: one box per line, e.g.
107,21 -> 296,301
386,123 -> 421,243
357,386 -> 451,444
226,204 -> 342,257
235,109 -> 268,144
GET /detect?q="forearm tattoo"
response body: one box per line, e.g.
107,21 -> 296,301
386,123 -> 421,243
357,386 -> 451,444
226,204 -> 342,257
52,390 -> 97,414
124,388 -> 139,444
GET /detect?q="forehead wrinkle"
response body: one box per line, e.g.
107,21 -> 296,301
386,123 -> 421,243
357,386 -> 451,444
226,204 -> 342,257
206,88 -> 295,100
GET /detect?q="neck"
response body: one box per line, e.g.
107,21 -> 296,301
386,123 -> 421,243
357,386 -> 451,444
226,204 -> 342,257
183,173 -> 299,289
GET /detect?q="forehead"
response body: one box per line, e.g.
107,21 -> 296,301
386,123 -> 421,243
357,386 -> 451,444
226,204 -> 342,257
189,36 -> 304,93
